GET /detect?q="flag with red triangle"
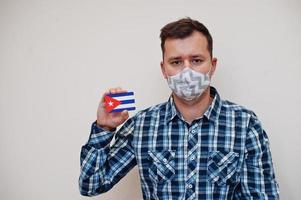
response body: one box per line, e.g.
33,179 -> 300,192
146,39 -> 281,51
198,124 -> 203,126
104,92 -> 136,113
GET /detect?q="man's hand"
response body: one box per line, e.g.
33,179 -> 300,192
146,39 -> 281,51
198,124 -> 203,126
96,87 -> 129,131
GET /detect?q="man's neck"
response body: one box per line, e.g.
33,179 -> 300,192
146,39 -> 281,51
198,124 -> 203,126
172,87 -> 213,124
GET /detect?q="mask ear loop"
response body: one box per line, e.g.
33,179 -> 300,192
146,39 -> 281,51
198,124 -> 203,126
206,65 -> 212,77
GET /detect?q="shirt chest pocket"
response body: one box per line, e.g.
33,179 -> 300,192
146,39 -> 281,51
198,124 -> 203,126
207,150 -> 240,186
147,149 -> 176,184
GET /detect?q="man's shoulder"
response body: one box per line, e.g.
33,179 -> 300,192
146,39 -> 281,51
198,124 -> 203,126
219,99 -> 263,131
220,99 -> 257,118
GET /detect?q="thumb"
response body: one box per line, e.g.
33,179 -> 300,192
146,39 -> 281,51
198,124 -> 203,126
121,110 -> 129,120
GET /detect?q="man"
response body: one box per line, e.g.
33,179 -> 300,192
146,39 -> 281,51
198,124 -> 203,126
79,17 -> 280,199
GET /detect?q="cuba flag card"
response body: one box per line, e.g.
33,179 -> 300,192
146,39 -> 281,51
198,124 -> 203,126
104,92 -> 136,113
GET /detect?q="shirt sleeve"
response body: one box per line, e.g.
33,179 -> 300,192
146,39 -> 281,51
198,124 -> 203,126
235,113 -> 280,199
78,117 -> 137,196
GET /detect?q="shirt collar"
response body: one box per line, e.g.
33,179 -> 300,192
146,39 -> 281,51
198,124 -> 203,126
165,86 -> 222,124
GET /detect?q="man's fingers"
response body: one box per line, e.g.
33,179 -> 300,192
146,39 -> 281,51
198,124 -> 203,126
115,87 -> 122,93
121,110 -> 129,120
109,87 -> 120,94
109,87 -> 127,94
109,88 -> 116,93
116,88 -> 127,93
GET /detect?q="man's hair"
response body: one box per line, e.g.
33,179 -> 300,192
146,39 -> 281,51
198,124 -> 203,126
160,17 -> 213,57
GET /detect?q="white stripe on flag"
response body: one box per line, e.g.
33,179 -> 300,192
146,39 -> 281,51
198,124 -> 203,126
114,103 -> 135,110
112,95 -> 134,101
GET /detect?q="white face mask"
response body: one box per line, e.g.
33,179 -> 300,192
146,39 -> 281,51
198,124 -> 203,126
167,67 -> 211,101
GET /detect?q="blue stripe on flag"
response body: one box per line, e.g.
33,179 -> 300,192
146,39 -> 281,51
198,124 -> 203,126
120,99 -> 135,104
111,107 -> 136,113
108,92 -> 134,98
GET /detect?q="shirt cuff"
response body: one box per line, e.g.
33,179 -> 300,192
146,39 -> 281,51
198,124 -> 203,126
86,120 -> 116,149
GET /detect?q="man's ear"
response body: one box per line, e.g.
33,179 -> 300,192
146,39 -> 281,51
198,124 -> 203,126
160,61 -> 167,79
210,57 -> 218,77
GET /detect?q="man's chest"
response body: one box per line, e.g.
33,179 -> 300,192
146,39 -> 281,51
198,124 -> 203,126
132,119 -> 247,199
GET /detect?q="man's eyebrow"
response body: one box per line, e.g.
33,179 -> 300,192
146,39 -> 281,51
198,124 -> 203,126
168,54 -> 205,61
168,56 -> 182,61
191,54 -> 205,58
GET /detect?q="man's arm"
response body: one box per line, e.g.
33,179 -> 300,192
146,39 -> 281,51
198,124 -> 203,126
78,118 -> 137,196
236,114 -> 280,199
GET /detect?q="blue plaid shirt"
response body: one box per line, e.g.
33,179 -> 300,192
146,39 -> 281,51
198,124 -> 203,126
79,86 -> 279,199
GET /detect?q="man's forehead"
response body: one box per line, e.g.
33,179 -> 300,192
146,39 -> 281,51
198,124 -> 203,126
164,31 -> 208,46
163,32 -> 209,58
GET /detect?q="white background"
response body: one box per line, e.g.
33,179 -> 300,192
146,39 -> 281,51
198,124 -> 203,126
1,0 -> 300,199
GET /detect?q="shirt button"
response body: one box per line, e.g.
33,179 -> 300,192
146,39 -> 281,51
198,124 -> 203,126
163,158 -> 168,163
187,184 -> 193,189
191,129 -> 196,134
190,156 -> 195,161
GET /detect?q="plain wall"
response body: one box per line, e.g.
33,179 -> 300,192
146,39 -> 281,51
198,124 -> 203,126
1,0 -> 300,199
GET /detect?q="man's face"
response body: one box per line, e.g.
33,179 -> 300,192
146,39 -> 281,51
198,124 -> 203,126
161,31 -> 217,78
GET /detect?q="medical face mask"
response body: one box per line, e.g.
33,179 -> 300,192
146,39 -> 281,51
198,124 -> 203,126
167,67 -> 211,101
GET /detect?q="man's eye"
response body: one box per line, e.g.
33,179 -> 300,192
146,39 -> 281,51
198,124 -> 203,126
191,59 -> 203,64
170,60 -> 183,66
